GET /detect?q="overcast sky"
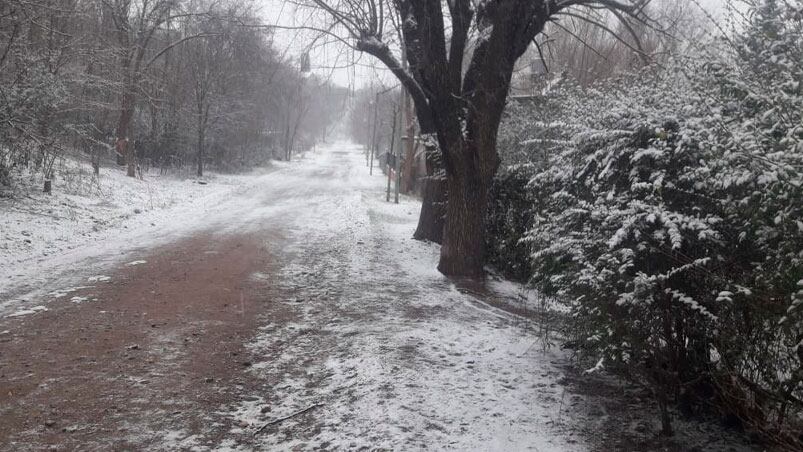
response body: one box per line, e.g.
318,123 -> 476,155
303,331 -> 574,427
259,0 -> 730,89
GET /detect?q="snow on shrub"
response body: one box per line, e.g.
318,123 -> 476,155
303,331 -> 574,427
494,0 -> 803,444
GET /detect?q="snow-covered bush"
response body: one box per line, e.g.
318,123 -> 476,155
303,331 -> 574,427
0,55 -> 69,174
494,0 -> 803,443
486,166 -> 536,281
488,77 -> 590,280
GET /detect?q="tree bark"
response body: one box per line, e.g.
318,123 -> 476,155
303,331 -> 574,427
283,118 -> 291,161
436,138 -> 494,277
197,126 -> 205,177
92,152 -> 100,175
115,90 -> 136,177
413,143 -> 445,244
407,96 -> 445,244
196,100 -> 208,177
657,389 -> 674,436
439,181 -> 488,277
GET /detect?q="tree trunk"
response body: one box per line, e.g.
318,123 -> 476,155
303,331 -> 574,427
115,90 -> 136,177
92,147 -> 101,175
197,128 -> 204,177
437,166 -> 489,277
657,389 -> 674,436
283,120 -> 291,161
408,101 -> 445,244
386,108 -> 398,202
197,102 -> 207,178
437,131 -> 493,276
434,115 -> 500,277
413,142 -> 445,244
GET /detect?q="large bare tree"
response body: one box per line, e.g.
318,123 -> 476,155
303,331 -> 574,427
302,0 -> 652,276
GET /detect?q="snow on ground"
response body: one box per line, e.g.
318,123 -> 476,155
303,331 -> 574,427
209,142 -> 586,451
1,158 -> 217,264
486,278 -> 569,314
5,305 -> 48,318
2,142 -> 590,450
0,157 -> 277,314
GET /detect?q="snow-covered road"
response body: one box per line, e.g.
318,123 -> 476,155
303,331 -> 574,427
217,143 -> 586,450
0,142 -> 586,451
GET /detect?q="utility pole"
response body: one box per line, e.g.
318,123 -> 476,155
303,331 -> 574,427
367,81 -> 373,167
371,84 -> 398,177
369,133 -> 376,175
387,105 -> 397,202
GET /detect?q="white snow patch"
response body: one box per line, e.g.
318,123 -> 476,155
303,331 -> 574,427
222,397 -> 267,434
6,305 -> 48,317
488,277 -> 571,314
48,286 -> 93,299
70,296 -> 91,304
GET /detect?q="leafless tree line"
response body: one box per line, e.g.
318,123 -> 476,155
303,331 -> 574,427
0,0 -> 342,187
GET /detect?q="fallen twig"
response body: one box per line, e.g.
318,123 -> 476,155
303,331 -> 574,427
253,403 -> 323,435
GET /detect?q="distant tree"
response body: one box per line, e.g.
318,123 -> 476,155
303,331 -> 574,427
184,2 -> 238,177
0,0 -> 340,188
101,0 -> 241,177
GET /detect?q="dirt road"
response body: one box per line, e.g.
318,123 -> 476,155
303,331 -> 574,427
0,143 -> 584,451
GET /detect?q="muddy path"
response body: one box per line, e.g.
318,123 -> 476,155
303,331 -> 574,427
0,230 -> 291,450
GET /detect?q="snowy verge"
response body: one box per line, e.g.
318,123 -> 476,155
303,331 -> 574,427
0,158 -> 276,311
